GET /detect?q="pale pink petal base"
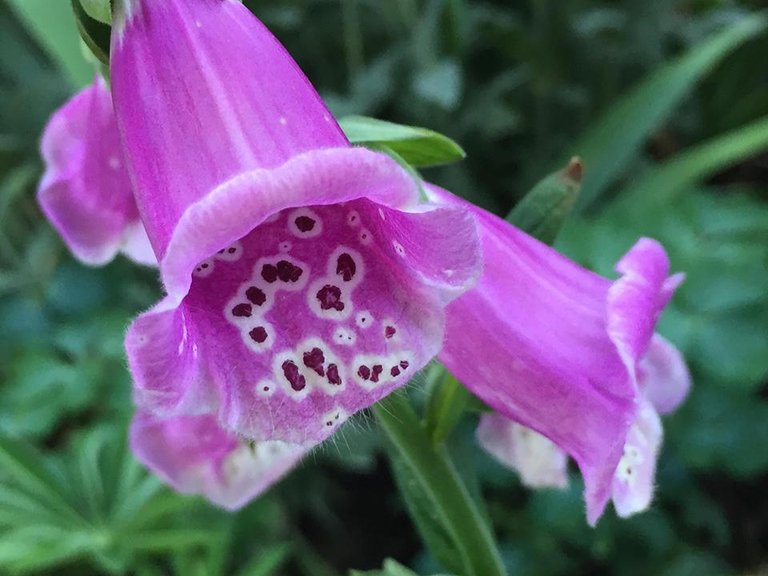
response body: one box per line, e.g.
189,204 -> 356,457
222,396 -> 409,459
611,400 -> 663,517
38,79 -> 148,266
130,412 -> 306,510
477,412 -> 569,489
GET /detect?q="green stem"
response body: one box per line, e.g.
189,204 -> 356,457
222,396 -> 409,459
373,392 -> 507,576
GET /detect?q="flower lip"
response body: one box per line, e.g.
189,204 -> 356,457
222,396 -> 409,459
160,147 -> 425,304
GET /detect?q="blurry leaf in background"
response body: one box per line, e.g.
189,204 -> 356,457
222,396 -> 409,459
351,558 -> 454,576
5,0 -> 92,87
568,12 -> 766,209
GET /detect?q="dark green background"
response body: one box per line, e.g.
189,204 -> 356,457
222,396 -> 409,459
0,0 -> 767,574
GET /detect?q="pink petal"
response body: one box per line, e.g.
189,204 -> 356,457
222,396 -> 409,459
429,185 -> 683,525
638,334 -> 691,415
130,411 -> 306,510
477,412 -> 569,489
37,78 -> 149,265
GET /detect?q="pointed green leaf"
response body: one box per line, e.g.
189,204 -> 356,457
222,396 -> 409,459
570,13 -> 766,209
339,116 -> 466,167
509,157 -> 582,244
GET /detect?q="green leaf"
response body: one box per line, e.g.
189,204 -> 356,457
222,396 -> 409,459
339,116 -> 466,167
6,0 -> 93,87
373,391 -> 506,576
617,116 -> 768,208
79,0 -> 111,24
569,13 -> 767,209
350,558 -> 455,576
71,0 -> 112,66
424,370 -> 471,446
508,157 -> 582,244
234,544 -> 291,576
0,436 -> 86,529
351,558 -> 452,576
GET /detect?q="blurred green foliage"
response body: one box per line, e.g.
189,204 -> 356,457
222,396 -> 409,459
1,0 -> 767,574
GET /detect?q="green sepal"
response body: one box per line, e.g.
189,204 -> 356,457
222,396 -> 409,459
71,0 -> 112,66
508,157 -> 582,245
339,115 -> 466,168
80,0 -> 111,24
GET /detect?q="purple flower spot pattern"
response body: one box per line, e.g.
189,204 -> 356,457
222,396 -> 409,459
181,201 -> 437,442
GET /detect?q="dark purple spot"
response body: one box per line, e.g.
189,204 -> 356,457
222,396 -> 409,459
261,264 -> 278,283
326,421 -> 333,427
390,366 -> 401,377
246,286 -> 267,306
201,263 -> 209,269
370,365 -> 384,383
336,253 -> 357,282
295,216 -> 316,232
281,360 -> 306,391
217,249 -> 225,254
357,365 -> 371,381
277,260 -> 303,283
303,347 -> 326,376
249,326 -> 268,344
385,326 -> 397,339
232,303 -> 252,318
228,247 -> 237,254
317,285 -> 344,311
263,385 -> 270,392
400,360 -> 410,370
327,364 -> 342,386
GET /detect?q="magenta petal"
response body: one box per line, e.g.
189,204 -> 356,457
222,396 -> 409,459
37,79 -> 150,266
430,186 -> 682,524
130,411 -> 306,509
111,0 -> 348,257
638,334 -> 691,415
477,412 -> 569,489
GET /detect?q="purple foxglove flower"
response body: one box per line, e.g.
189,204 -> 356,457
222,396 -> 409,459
111,0 -> 481,448
477,334 -> 688,518
131,412 -> 306,509
37,77 -> 154,266
429,186 -> 689,524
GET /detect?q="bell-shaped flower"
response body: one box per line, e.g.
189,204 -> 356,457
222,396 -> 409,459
111,0 -> 481,447
131,412 -> 307,509
37,77 -> 153,266
476,335 -> 689,518
430,186 -> 689,524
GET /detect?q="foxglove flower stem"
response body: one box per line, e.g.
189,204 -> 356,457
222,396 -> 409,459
374,391 -> 506,576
